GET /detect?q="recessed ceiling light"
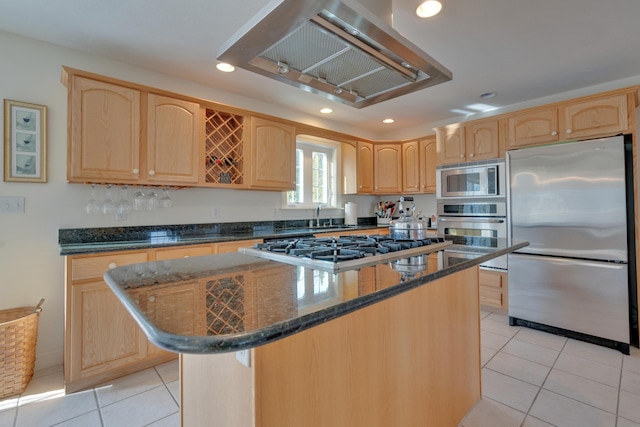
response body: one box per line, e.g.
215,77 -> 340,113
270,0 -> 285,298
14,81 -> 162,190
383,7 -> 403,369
320,108 -> 333,114
479,91 -> 497,99
216,62 -> 235,72
382,118 -> 395,124
416,1 -> 443,18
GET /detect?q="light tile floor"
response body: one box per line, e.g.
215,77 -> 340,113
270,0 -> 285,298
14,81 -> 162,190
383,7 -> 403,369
2,310 -> 640,426
460,311 -> 640,427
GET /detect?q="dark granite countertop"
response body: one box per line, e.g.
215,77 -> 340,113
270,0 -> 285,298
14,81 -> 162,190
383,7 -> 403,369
103,239 -> 528,355
58,219 -> 401,255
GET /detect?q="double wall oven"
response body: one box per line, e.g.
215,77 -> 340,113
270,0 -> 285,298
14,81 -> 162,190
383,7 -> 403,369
436,160 -> 508,271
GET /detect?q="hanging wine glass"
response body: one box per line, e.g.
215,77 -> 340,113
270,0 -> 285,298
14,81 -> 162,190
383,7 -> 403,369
160,187 -> 173,208
133,189 -> 146,211
85,184 -> 100,215
102,184 -> 115,214
147,189 -> 159,210
118,185 -> 132,213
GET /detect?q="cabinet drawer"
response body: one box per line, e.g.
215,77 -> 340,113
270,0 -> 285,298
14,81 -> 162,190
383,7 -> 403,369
480,288 -> 503,307
71,252 -> 149,281
155,245 -> 213,260
479,270 -> 503,289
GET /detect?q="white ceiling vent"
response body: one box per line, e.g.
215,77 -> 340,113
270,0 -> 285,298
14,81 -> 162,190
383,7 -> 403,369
217,0 -> 452,108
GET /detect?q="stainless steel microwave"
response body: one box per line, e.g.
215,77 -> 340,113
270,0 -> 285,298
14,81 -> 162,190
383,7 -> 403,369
436,160 -> 505,198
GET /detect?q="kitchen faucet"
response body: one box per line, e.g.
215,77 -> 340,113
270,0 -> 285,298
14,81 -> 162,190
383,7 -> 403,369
315,205 -> 321,227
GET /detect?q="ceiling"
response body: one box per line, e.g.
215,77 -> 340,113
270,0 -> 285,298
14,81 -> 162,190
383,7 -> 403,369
1,0 -> 640,139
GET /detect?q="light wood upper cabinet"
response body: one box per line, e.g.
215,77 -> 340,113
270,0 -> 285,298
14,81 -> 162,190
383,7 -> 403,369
402,141 -> 420,193
419,137 -> 437,193
68,76 -> 202,186
504,92 -> 633,150
245,117 -> 296,190
146,94 -> 201,185
374,143 -> 402,194
436,121 -> 499,165
465,120 -> 500,160
504,107 -> 560,150
357,141 -> 374,194
68,76 -> 141,182
561,93 -> 629,140
436,124 -> 465,165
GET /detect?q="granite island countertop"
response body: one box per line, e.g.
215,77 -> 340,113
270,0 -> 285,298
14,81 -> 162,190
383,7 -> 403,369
103,239 -> 528,354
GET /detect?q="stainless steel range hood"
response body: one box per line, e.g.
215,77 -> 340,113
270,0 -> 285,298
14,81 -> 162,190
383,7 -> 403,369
217,0 -> 452,108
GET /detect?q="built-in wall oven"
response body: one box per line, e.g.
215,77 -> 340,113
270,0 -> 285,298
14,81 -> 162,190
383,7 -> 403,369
436,160 -> 508,271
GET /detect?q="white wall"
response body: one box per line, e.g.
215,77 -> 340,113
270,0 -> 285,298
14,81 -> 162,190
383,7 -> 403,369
0,31 -> 437,370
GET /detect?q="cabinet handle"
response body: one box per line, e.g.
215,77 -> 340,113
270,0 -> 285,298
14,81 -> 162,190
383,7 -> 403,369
551,131 -> 558,136
108,262 -> 117,269
183,255 -> 190,258
149,170 -> 155,176
566,129 -> 572,134
132,169 -> 139,174
149,296 -> 155,302
469,153 -> 474,158
460,154 -> 464,158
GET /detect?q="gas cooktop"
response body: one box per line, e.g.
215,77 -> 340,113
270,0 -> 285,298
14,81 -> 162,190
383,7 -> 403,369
241,234 -> 452,273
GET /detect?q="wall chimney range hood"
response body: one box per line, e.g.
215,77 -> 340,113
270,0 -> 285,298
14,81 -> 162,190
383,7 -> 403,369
217,0 -> 452,108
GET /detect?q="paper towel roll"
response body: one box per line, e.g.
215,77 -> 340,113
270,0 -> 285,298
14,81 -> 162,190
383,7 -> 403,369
345,202 -> 357,226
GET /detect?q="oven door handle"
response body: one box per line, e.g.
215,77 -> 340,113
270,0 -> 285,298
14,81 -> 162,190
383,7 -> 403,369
438,217 -> 505,224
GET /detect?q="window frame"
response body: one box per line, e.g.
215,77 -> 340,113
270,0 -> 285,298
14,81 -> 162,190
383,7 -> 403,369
282,136 -> 341,209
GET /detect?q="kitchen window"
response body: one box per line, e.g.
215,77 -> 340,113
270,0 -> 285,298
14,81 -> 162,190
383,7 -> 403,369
285,139 -> 338,208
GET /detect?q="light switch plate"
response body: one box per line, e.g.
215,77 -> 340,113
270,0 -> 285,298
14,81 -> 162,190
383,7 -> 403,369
0,196 -> 25,213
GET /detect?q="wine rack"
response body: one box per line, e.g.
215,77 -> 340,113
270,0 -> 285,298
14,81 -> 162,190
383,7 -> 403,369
204,109 -> 244,185
205,275 -> 246,335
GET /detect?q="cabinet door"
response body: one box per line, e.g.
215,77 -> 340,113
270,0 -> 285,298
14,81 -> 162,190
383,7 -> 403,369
252,265 -> 298,327
436,125 -> 465,165
505,108 -> 559,149
562,94 -> 629,140
356,141 -> 374,194
373,144 -> 402,194
247,117 -> 296,190
419,137 -> 437,193
465,120 -> 500,161
67,281 -> 148,384
147,94 -> 201,185
69,77 -> 141,182
402,141 -> 420,193
145,281 -> 206,357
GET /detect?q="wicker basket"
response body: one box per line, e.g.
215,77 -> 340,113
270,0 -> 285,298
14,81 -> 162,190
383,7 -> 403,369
0,299 -> 44,399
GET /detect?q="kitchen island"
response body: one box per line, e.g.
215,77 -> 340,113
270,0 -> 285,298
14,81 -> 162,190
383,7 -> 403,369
104,240 -> 527,427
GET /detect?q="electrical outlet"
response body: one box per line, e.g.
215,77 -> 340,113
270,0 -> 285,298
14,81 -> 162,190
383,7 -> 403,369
236,349 -> 251,367
212,207 -> 219,218
115,210 -> 127,221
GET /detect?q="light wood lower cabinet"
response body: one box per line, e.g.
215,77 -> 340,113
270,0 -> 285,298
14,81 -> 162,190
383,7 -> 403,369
65,239 -> 261,392
65,250 -> 175,392
479,269 -> 508,310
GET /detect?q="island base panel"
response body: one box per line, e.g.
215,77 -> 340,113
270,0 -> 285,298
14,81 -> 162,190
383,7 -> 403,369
181,266 -> 481,427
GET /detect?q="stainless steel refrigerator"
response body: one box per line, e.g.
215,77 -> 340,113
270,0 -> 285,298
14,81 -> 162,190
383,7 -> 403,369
507,135 -> 634,354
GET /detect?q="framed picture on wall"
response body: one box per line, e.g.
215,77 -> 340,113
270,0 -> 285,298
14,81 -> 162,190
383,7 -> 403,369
3,99 -> 47,183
